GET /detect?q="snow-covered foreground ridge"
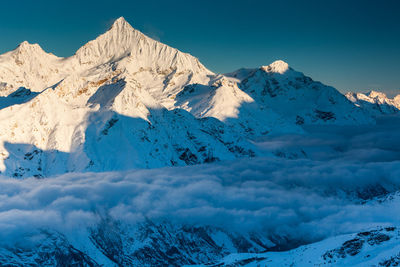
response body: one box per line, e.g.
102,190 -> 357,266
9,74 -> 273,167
203,226 -> 400,267
0,17 -> 377,177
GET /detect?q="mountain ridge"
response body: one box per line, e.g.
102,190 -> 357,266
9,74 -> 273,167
346,90 -> 400,116
0,17 -> 377,178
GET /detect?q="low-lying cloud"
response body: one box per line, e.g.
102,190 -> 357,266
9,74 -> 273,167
0,116 -> 400,247
0,157 -> 400,246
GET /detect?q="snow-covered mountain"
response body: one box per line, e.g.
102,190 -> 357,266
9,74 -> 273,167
0,220 -> 273,266
2,15 -> 400,267
0,17 -> 376,178
210,226 -> 400,267
225,61 -> 374,129
346,91 -> 400,116
0,17 -> 257,178
6,221 -> 398,266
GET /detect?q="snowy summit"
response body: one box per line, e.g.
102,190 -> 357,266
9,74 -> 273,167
262,60 -> 290,74
0,17 -> 378,178
0,15 -> 399,267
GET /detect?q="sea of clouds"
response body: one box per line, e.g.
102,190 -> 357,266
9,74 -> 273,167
0,116 -> 399,247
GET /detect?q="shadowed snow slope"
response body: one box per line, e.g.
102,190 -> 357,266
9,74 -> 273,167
0,17 -> 375,178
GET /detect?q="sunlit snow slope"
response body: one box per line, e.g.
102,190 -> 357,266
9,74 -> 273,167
0,17 -> 374,177
346,91 -> 400,116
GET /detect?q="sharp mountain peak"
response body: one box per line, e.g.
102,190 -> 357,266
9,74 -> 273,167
367,90 -> 388,99
73,17 -> 209,73
110,16 -> 131,29
14,40 -> 49,55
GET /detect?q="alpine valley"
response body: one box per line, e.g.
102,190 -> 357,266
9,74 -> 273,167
0,17 -> 399,266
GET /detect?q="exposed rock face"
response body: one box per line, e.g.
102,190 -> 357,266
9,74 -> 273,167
2,223 -> 399,266
212,227 -> 400,266
0,230 -> 99,266
0,219 -> 273,267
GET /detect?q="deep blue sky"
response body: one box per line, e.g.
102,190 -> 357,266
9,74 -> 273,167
0,0 -> 399,95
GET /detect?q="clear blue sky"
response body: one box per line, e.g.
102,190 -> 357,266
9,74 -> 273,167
0,0 -> 399,95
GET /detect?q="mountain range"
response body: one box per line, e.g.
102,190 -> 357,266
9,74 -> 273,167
1,17 -> 400,266
0,17 -> 391,178
346,91 -> 400,116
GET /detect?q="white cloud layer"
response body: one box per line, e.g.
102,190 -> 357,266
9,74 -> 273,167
0,116 -> 400,247
0,156 -> 399,245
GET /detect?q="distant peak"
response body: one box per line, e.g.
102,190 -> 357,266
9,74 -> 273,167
367,90 -> 387,99
15,41 -> 45,53
109,16 -> 133,32
72,16 -> 210,73
18,41 -> 36,48
113,16 -> 127,24
261,60 -> 290,74
19,40 -> 31,46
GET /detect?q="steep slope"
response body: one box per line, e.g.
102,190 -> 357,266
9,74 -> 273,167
0,17 -> 375,177
0,219 -> 273,267
0,41 -> 66,96
174,75 -> 302,137
346,90 -> 400,116
173,60 -> 375,139
212,226 -> 400,267
225,60 -> 374,127
0,73 -> 256,177
74,17 -> 208,73
0,17 -> 256,178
